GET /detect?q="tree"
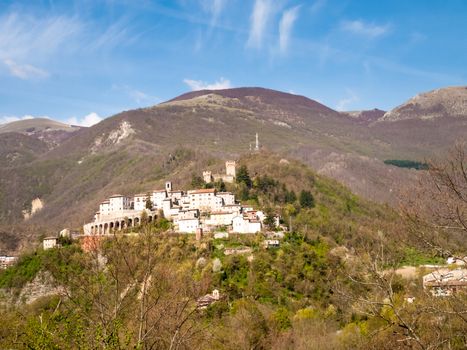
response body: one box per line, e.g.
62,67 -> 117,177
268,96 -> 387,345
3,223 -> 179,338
236,165 -> 252,188
285,190 -> 297,204
264,209 -> 276,230
299,190 -> 315,208
145,193 -> 153,210
191,174 -> 204,189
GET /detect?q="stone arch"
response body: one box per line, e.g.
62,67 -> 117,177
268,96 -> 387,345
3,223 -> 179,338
99,224 -> 103,235
128,218 -> 133,227
115,221 -> 120,230
104,223 -> 109,235
135,217 -> 140,226
110,222 -> 114,232
121,220 -> 125,229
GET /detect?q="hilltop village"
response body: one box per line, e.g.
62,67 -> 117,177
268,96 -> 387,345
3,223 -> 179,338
83,160 -> 277,236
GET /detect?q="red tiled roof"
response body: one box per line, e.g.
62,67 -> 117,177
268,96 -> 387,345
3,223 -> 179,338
188,189 -> 216,194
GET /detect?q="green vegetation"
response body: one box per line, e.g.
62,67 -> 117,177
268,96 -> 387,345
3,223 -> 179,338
398,247 -> 445,267
384,159 -> 429,170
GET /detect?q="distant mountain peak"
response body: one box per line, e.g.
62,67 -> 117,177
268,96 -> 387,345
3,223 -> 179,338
380,86 -> 467,122
166,87 -> 337,114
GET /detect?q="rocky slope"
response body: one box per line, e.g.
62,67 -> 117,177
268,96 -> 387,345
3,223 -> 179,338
380,86 -> 467,121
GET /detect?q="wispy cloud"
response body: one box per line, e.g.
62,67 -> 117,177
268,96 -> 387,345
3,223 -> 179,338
309,0 -> 326,14
66,112 -> 102,127
0,13 -> 82,61
335,89 -> 359,111
200,0 -> 227,27
112,84 -> 160,105
341,20 -> 390,38
278,6 -> 300,54
183,77 -> 232,91
247,0 -> 273,48
0,11 -> 137,80
0,114 -> 38,125
2,59 -> 49,80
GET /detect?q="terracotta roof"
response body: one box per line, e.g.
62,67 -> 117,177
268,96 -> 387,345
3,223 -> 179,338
188,188 -> 216,194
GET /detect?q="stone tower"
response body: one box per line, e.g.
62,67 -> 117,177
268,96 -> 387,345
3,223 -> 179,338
203,171 -> 212,183
165,181 -> 172,192
225,161 -> 236,177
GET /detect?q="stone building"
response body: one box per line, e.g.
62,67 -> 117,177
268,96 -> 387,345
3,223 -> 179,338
203,161 -> 236,184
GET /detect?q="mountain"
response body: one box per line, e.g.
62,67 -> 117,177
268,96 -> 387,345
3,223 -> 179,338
0,86 -> 465,254
380,86 -> 467,122
342,108 -> 386,124
0,118 -> 82,149
0,132 -> 49,168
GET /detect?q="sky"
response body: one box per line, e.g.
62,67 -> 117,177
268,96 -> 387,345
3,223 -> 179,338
0,0 -> 466,126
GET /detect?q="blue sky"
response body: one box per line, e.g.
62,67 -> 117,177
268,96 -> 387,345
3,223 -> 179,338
0,0 -> 466,126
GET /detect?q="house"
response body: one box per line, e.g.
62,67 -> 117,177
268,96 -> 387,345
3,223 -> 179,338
197,289 -> 221,309
151,190 -> 168,209
205,211 -> 235,226
176,209 -> 199,220
187,189 -> 223,212
447,257 -> 467,266
177,218 -> 200,233
232,215 -> 262,234
43,237 -> 59,250
134,193 -> 149,211
423,268 -> 467,296
0,256 -> 18,269
109,194 -> 132,212
217,192 -> 236,205
99,200 -> 110,216
263,239 -> 280,248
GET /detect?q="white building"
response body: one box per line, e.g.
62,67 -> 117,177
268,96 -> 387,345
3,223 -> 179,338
423,268 -> 467,296
151,190 -> 168,209
99,200 -> 110,216
187,189 -> 223,212
43,237 -> 59,250
134,193 -> 149,211
0,256 -> 18,269
217,192 -> 236,205
109,194 -> 132,212
177,218 -> 200,233
232,215 -> 262,233
205,211 -> 236,226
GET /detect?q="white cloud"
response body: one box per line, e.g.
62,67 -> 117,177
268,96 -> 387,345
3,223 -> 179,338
341,20 -> 390,38
278,6 -> 300,53
66,112 -> 102,127
0,115 -> 47,125
183,77 -> 232,91
335,89 -> 359,111
247,0 -> 273,48
3,59 -> 48,80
